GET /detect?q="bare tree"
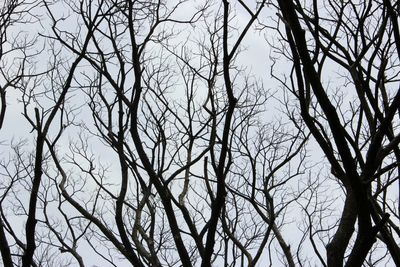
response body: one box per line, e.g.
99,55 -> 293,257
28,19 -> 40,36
0,0 -> 308,266
0,1 -> 41,266
273,0 -> 400,266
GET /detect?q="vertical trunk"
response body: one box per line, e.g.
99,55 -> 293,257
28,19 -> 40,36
22,135 -> 44,267
326,190 -> 357,267
0,217 -> 12,267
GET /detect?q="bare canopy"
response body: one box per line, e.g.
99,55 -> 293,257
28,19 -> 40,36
0,1 -> 399,266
